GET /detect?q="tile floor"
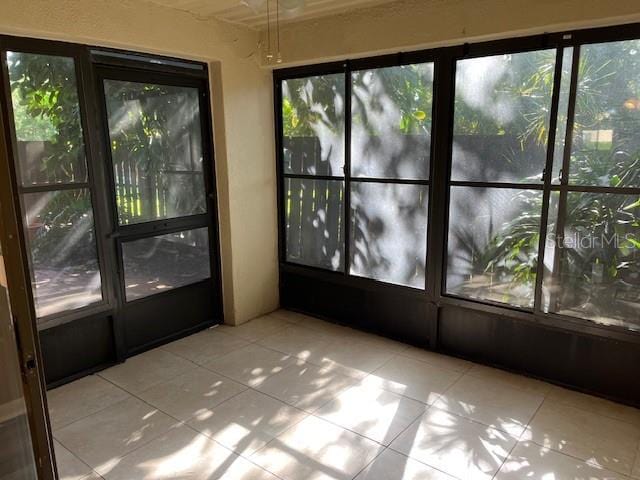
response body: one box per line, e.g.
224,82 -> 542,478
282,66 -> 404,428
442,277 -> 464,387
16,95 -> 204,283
48,310 -> 640,480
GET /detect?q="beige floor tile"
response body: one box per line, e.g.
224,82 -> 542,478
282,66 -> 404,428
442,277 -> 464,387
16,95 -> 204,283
215,315 -> 291,341
251,415 -> 384,480
355,448 -> 456,480
466,364 -> 552,396
268,309 -> 311,324
433,374 -> 544,436
362,356 -> 461,405
136,367 -> 246,421
321,327 -> 379,345
257,325 -> 333,364
350,332 -> 411,354
55,440 -> 93,480
46,321 -> 640,480
206,343 -> 300,387
399,347 -> 473,373
315,383 -> 426,445
523,401 -> 640,475
48,375 -> 130,430
54,397 -> 178,474
98,349 -> 192,394
161,329 -> 250,366
495,441 -> 630,480
188,389 -> 308,456
289,315 -> 353,337
79,474 -> 103,480
314,339 -> 396,379
294,320 -> 410,357
217,456 -> 282,480
390,407 -> 517,480
256,362 -> 359,412
100,425 -> 238,480
547,386 -> 640,426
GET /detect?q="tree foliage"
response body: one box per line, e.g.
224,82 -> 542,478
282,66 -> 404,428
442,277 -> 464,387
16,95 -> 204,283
283,45 -> 640,323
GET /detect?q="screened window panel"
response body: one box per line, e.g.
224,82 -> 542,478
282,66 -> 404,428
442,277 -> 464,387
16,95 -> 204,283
282,74 -> 345,176
284,178 -> 344,271
451,50 -> 556,183
568,40 -> 640,188
7,52 -> 88,186
542,192 -> 640,331
446,186 -> 542,308
122,227 -> 211,301
104,80 -> 207,225
351,63 -> 433,180
350,182 -> 428,288
22,189 -> 102,318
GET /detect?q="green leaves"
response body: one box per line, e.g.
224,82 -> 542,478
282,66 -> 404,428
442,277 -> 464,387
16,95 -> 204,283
623,197 -> 640,211
412,110 -> 427,121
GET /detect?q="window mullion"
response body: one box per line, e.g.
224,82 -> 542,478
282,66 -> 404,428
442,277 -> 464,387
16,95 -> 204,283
547,46 -> 581,313
430,52 -> 456,300
344,62 -> 352,277
559,45 -> 581,187
533,47 -> 567,314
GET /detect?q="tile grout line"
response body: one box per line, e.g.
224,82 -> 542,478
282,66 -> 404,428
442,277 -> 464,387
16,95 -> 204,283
212,315 -> 640,479
250,329 -> 402,384
88,360 -> 288,465
212,320 -> 294,344
258,318 -> 413,357
55,312 -> 640,480
81,373 -> 279,478
245,412 -> 388,480
349,446 -> 387,480
373,357 -> 518,480
51,316 -> 451,479
383,405 -> 470,480
57,324 -> 451,430
101,344 -> 224,392
381,386 -> 539,480
51,435 -> 99,480
273,343 -> 480,439
523,436 -> 636,478
542,393 -> 640,428
489,384 -> 551,480
462,368 -> 552,397
116,370 -> 289,480
179,417 -> 289,480
523,394 -> 640,477
202,324 -> 408,475
51,387 -> 131,434
395,348 -> 472,373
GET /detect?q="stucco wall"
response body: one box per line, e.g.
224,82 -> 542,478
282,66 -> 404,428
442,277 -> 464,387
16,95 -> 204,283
265,0 -> 640,66
0,0 -> 279,324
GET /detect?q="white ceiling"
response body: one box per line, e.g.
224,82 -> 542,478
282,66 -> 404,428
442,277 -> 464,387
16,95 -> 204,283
146,0 -> 392,29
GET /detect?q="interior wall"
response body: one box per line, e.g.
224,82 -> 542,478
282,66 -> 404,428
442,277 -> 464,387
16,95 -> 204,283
264,0 -> 640,66
0,0 -> 279,325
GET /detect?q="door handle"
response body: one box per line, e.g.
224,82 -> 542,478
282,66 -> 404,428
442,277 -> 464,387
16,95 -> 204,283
13,317 -> 38,377
23,353 -> 37,374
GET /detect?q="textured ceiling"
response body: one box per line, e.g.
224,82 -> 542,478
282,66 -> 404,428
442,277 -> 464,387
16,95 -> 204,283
145,0 -> 392,29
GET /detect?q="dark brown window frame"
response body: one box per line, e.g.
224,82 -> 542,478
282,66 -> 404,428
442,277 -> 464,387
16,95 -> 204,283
0,34 -> 224,386
274,23 -> 640,348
